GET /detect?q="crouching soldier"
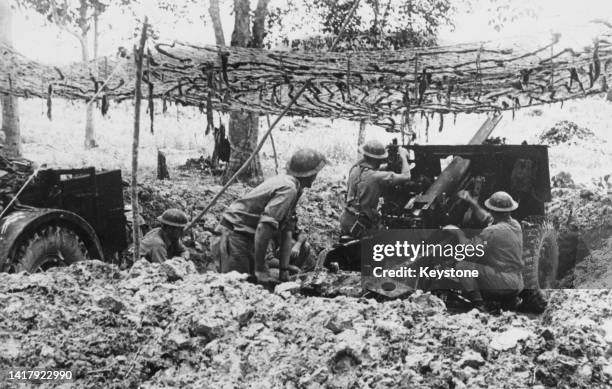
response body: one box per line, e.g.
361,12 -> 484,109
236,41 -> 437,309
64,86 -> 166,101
140,208 -> 190,263
340,139 -> 413,238
212,149 -> 326,283
446,191 -> 524,312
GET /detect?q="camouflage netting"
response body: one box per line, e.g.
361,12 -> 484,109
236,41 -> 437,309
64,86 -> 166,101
2,31 -> 612,122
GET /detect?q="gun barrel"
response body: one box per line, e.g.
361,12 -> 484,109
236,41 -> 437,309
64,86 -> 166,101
408,113 -> 502,213
468,113 -> 503,145
417,156 -> 471,205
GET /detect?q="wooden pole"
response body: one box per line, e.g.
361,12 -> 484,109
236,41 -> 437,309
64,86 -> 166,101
266,114 -> 279,174
183,0 -> 361,232
131,18 -> 148,263
357,119 -> 366,156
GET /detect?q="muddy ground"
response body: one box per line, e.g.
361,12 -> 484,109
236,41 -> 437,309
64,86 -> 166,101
1,259 -> 612,388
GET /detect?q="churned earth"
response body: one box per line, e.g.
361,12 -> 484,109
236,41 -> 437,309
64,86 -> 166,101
1,259 -> 612,388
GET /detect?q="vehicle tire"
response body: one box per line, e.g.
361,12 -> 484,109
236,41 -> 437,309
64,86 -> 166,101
522,219 -> 559,289
11,224 -> 90,273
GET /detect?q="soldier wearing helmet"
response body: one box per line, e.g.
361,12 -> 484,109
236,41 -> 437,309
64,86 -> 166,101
339,139 -> 413,237
212,148 -> 326,283
447,191 -> 524,312
140,208 -> 190,263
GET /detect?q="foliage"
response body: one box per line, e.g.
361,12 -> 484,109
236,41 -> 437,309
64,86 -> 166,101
486,0 -> 538,32
120,0 -> 204,41
266,0 -> 453,51
14,0 -> 107,40
460,0 -> 538,33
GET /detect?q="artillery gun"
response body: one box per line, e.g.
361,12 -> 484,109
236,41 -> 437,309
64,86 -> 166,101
315,114 -> 559,307
0,155 -> 127,273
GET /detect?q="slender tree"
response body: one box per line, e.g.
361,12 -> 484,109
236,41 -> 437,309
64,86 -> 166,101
0,0 -> 21,157
208,0 -> 225,45
212,0 -> 269,184
16,0 -> 111,148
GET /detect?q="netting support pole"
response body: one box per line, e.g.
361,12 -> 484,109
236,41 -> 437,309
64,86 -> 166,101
183,0 -> 361,232
131,18 -> 148,263
266,114 -> 279,174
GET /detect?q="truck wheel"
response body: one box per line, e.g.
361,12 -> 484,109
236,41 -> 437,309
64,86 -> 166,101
523,220 -> 559,289
12,225 -> 90,273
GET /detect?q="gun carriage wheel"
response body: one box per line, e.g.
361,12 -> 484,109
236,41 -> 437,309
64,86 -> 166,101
522,218 -> 559,289
520,218 -> 559,313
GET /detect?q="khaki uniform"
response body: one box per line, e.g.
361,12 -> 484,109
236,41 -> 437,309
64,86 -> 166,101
457,217 -> 524,299
339,160 -> 405,236
139,227 -> 187,263
266,237 -> 316,273
212,174 -> 301,275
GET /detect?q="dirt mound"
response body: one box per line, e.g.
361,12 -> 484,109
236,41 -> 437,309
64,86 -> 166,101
127,171 -> 345,256
547,185 -> 612,285
538,121 -> 603,146
547,187 -> 612,232
1,259 -> 611,388
570,237 -> 612,288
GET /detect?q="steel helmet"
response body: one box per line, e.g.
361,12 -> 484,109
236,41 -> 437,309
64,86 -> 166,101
484,191 -> 519,212
157,208 -> 189,227
360,140 -> 388,160
286,148 -> 327,177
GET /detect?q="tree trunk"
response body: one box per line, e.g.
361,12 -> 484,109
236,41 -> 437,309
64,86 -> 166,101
0,0 -> 20,157
93,10 -> 99,63
230,0 -> 250,47
224,111 -> 262,183
357,119 -> 366,155
208,0 -> 225,170
222,0 -> 268,184
83,35 -> 96,149
208,0 -> 225,46
157,149 -> 170,180
79,0 -> 96,149
1,95 -> 20,157
252,0 -> 269,48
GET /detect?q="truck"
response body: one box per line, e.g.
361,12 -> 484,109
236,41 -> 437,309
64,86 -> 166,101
0,157 -> 127,273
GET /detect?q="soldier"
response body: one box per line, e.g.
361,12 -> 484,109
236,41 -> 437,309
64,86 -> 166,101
212,149 -> 326,283
447,191 -> 524,312
140,208 -> 189,263
339,139 -> 413,238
